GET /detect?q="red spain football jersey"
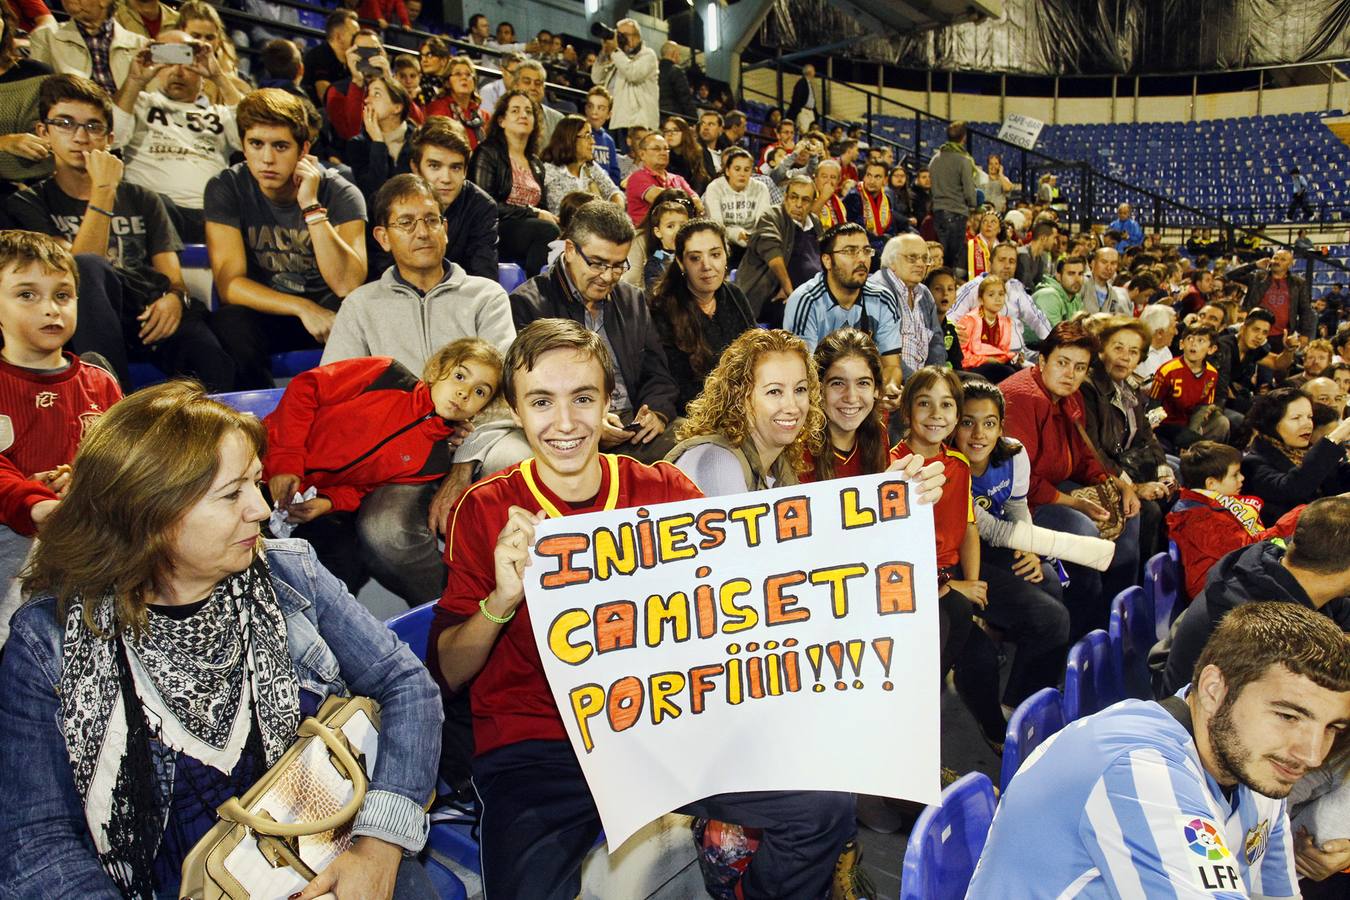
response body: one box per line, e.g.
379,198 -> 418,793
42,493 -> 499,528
432,453 -> 702,756
1149,358 -> 1218,426
890,441 -> 973,570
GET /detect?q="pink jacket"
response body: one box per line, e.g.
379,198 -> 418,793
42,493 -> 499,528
957,311 -> 1014,367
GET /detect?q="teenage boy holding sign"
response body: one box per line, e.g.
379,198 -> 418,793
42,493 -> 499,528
429,318 -> 864,898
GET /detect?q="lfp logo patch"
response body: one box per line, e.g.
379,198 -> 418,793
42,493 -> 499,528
1183,818 -> 1231,861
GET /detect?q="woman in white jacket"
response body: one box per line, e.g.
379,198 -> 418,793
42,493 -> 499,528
702,147 -> 772,260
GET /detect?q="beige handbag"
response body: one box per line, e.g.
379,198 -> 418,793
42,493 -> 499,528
179,695 -> 382,900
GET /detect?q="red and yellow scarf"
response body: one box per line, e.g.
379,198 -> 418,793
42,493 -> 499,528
861,189 -> 891,236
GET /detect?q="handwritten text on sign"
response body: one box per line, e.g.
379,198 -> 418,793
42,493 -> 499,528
524,473 -> 941,848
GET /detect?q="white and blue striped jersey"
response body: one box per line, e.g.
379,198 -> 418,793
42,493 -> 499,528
782,272 -> 902,356
967,699 -> 1297,899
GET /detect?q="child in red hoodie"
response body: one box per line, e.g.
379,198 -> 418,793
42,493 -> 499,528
263,337 -> 501,598
1166,440 -> 1302,601
0,231 -> 122,643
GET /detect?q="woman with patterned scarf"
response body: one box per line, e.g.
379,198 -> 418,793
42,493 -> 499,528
1241,386 -> 1350,524
0,382 -> 442,900
425,57 -> 489,150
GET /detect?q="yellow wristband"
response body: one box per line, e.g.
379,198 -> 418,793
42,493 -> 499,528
479,597 -> 515,625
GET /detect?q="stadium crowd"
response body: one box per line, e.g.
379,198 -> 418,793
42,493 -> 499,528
0,1 -> 1348,898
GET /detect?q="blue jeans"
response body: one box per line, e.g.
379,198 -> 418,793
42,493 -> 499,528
935,210 -> 969,277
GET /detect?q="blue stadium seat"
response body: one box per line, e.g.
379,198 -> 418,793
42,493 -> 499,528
180,243 -> 209,269
386,600 -> 435,656
427,820 -> 481,875
1109,587 -> 1153,700
270,349 -> 324,378
213,388 -> 284,418
129,362 -> 168,388
498,262 -> 526,292
1144,551 -> 1181,642
1063,629 -> 1115,722
900,772 -> 997,900
424,857 -> 467,900
1000,687 -> 1065,793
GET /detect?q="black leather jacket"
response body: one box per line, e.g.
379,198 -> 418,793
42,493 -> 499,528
468,138 -> 548,221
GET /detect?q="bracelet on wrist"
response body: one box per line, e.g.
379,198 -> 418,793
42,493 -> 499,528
479,596 -> 515,625
301,202 -> 325,216
304,213 -> 329,227
88,204 -> 115,218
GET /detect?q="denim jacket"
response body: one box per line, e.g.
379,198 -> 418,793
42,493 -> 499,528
0,539 -> 442,899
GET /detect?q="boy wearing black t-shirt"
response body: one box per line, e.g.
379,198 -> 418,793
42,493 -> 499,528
5,74 -> 234,391
204,88 -> 367,388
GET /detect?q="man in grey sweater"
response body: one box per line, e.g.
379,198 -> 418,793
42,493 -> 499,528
323,175 -> 528,600
929,121 -> 978,278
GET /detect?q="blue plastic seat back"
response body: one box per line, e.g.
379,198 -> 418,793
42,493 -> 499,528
424,856 -> 467,900
498,262 -> 526,293
1000,687 -> 1065,793
1110,587 -> 1153,700
386,600 -> 435,659
900,772 -> 997,900
1145,551 -> 1180,642
212,388 -> 285,419
1064,629 -> 1112,721
269,349 -> 324,378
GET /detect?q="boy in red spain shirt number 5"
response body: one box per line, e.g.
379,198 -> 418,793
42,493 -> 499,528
430,319 -> 861,899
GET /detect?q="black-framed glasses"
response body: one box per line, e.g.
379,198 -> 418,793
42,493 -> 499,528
386,214 -> 445,234
43,117 -> 108,136
575,244 -> 630,277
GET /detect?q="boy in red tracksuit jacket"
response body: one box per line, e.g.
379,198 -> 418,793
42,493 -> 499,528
262,338 -> 501,593
0,232 -> 122,642
264,338 -> 500,515
1167,440 -> 1303,601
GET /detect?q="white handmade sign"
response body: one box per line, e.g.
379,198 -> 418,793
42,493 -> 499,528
524,472 -> 941,848
998,113 -> 1045,150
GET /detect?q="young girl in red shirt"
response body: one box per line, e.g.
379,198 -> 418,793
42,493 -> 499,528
891,366 -> 1007,754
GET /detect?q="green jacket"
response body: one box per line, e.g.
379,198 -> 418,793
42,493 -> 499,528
1032,274 -> 1082,334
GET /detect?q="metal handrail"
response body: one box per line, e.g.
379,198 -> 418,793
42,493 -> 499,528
739,73 -> 1350,276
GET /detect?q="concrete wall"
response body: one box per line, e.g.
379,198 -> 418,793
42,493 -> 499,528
745,68 -> 1350,125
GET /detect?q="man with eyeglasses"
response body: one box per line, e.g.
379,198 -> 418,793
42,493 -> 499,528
867,232 -> 950,380
510,201 -> 680,463
112,31 -> 242,244
785,223 -> 903,403
6,74 -> 235,391
624,131 -> 701,226
324,174 -> 520,606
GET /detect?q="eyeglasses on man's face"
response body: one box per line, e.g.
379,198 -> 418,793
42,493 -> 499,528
830,245 -> 875,260
385,214 -> 445,234
44,117 -> 108,137
575,244 -> 630,277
